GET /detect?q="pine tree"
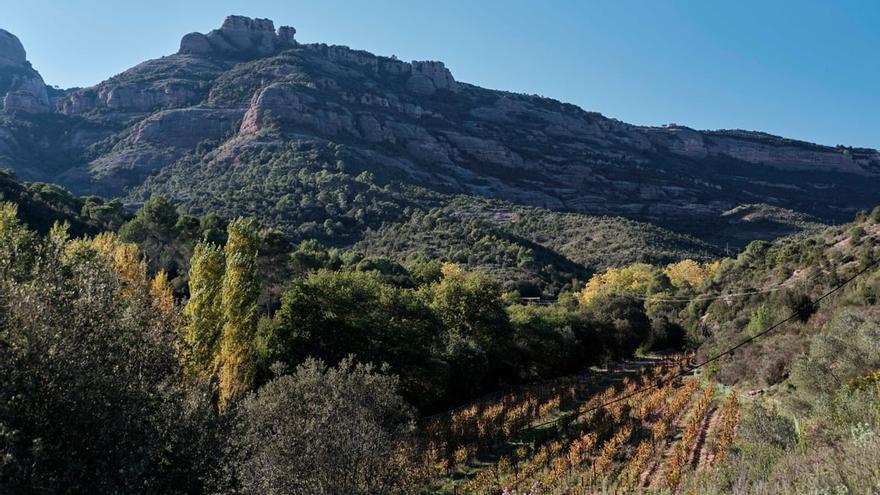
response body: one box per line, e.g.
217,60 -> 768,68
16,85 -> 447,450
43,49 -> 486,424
218,218 -> 260,411
182,242 -> 225,376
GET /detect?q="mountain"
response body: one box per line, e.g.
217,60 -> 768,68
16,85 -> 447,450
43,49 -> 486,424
1,15 -> 877,252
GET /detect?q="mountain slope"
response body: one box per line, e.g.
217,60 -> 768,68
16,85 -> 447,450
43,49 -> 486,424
0,15 -> 877,250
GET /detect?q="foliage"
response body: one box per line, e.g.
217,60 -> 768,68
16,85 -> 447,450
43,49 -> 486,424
218,218 -> 261,411
0,206 -> 216,493
266,268 -> 439,407
221,358 -> 422,495
0,169 -> 125,235
182,242 -> 225,376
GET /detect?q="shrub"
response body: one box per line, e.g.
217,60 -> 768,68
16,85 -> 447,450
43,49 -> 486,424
222,358 -> 422,494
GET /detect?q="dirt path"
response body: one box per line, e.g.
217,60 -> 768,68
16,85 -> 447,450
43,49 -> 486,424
640,381 -> 701,489
689,405 -> 718,469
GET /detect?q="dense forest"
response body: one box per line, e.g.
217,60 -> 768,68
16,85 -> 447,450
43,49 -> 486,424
1,171 -> 879,493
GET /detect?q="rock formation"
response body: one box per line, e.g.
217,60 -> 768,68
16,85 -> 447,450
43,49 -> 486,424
408,61 -> 457,95
1,14 -> 879,240
179,15 -> 297,57
0,29 -> 50,113
0,29 -> 26,66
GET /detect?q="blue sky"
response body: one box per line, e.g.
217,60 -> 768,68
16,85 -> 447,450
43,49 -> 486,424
5,1 -> 879,148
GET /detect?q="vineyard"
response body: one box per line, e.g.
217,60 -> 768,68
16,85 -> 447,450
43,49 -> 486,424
422,355 -> 741,494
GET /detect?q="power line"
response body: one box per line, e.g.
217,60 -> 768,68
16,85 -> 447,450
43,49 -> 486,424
624,232 -> 880,304
627,284 -> 789,303
534,255 -> 880,428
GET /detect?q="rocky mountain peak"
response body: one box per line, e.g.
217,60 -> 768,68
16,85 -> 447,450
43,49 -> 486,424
0,29 -> 27,67
221,15 -> 275,32
179,15 -> 297,58
0,28 -> 50,114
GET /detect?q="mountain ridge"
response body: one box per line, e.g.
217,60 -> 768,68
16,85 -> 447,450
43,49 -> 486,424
1,15 -> 878,250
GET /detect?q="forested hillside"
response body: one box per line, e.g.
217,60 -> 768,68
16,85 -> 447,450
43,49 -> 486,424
1,16 -> 876,253
2,186 -> 878,493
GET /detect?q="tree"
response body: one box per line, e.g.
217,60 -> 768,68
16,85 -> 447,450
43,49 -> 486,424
218,218 -> 261,412
577,263 -> 656,306
583,294 -> 651,359
150,270 -> 175,316
0,202 -> 37,280
222,358 -> 422,495
182,242 -> 225,376
425,264 -> 515,401
427,263 -> 510,348
269,269 -> 438,407
0,210 -> 216,493
664,259 -> 719,289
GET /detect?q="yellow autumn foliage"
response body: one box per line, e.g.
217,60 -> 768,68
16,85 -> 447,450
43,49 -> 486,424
440,262 -> 465,279
577,263 -> 655,306
664,259 -> 721,288
150,270 -> 175,316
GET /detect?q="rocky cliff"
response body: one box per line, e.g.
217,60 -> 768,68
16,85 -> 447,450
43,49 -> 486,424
0,29 -> 50,113
0,15 -> 878,246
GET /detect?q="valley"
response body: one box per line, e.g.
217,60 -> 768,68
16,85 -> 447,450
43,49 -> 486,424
0,11 -> 878,495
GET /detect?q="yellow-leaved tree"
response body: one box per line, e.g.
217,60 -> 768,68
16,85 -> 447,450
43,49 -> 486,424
218,218 -> 261,412
182,242 -> 225,377
150,270 -> 175,317
664,259 -> 721,289
577,263 -> 656,306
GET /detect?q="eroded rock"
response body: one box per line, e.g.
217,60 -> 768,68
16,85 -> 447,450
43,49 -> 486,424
178,15 -> 297,58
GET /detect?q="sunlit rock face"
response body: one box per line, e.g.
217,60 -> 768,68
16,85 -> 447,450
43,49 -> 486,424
0,29 -> 50,114
178,15 -> 297,57
1,15 -> 879,234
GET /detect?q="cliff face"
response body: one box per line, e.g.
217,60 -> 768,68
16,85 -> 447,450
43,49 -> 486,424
1,16 -> 878,240
0,29 -> 50,114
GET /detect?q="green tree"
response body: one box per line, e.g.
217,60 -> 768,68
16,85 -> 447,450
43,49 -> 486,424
747,303 -> 772,337
582,294 -> 651,359
425,264 -> 515,401
0,210 -> 216,493
427,264 -> 511,348
221,358 -> 422,495
218,218 -> 261,412
0,203 -> 37,280
269,269 -> 438,406
182,242 -> 225,376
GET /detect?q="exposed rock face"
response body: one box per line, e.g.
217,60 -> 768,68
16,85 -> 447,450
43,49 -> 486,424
3,14 -> 880,234
58,56 -> 223,115
179,15 -> 296,57
89,107 -> 244,188
647,126 -> 866,173
410,61 -> 457,92
0,29 -> 26,66
0,29 -> 50,113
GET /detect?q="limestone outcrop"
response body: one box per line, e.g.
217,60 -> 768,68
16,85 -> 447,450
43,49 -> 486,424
179,15 -> 297,57
2,14 -> 879,230
0,29 -> 50,113
0,29 -> 26,66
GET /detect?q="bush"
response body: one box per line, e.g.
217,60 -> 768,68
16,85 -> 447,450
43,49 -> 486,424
222,358 -> 422,495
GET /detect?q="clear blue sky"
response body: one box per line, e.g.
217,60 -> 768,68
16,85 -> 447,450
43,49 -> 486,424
5,0 -> 879,148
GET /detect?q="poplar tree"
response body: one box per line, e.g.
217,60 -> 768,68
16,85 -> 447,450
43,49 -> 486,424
218,218 -> 261,411
182,242 -> 225,376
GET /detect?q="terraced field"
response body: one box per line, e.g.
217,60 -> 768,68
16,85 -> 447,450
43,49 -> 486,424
421,356 -> 740,494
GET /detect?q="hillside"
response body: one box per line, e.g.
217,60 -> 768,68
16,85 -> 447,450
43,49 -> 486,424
0,168 -> 125,234
0,16 -> 876,252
